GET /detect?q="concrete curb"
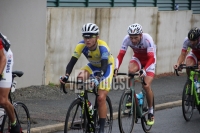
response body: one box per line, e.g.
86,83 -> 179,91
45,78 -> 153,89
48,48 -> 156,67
30,100 -> 182,133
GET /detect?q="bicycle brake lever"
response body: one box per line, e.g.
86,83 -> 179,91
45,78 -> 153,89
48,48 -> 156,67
60,83 -> 68,94
174,69 -> 180,76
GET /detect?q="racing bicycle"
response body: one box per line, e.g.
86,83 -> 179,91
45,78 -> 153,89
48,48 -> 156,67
117,73 -> 155,133
61,77 -> 113,133
175,64 -> 200,121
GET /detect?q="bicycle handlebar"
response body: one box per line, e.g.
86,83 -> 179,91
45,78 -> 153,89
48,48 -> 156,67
174,64 -> 199,76
60,79 -> 97,94
116,73 -> 146,85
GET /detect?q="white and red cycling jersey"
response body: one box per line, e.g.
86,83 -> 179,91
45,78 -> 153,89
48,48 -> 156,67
115,33 -> 156,77
0,38 -> 3,50
0,36 -> 13,88
182,37 -> 200,63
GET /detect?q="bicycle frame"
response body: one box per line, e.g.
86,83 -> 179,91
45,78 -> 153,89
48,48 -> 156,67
129,77 -> 143,118
176,64 -> 200,105
68,80 -> 99,132
188,70 -> 200,105
118,73 -> 146,118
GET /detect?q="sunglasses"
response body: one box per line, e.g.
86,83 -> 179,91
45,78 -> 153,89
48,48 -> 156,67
83,35 -> 97,39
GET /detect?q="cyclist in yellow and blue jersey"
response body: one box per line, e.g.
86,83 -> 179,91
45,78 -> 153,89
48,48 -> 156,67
60,23 -> 114,133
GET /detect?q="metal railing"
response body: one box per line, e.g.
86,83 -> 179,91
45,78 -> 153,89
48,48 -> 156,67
47,0 -> 200,14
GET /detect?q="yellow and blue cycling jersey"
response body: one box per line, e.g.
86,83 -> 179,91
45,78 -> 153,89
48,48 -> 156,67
72,39 -> 114,91
72,39 -> 114,67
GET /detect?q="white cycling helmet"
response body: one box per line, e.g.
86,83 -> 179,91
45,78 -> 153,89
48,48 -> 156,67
127,23 -> 143,35
82,23 -> 99,35
0,33 -> 10,43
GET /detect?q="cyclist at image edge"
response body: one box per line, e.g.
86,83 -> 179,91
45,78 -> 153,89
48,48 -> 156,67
174,27 -> 200,74
114,23 -> 156,126
60,23 -> 114,133
0,33 -> 20,133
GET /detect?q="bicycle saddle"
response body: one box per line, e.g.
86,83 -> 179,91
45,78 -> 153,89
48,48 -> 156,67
12,71 -> 24,77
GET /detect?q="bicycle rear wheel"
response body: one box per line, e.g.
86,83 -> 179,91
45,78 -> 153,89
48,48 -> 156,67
118,90 -> 136,133
1,102 -> 31,133
64,98 -> 86,133
141,90 -> 155,133
0,114 -> 8,133
182,79 -> 194,121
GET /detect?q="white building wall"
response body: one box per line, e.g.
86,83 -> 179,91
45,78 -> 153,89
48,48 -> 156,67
0,0 -> 46,88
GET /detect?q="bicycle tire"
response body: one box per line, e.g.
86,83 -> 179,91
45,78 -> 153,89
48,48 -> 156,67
118,90 -> 136,133
182,79 -> 194,121
0,114 -> 8,133
1,102 -> 31,133
64,98 -> 86,133
95,96 -> 113,133
141,90 -> 155,133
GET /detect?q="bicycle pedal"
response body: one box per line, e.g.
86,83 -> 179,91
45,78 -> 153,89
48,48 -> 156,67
143,107 -> 148,112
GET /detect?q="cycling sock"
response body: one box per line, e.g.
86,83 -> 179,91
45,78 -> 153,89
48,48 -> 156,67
99,118 -> 105,133
11,120 -> 17,126
148,106 -> 153,114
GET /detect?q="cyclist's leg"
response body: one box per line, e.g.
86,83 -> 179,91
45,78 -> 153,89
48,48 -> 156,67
79,63 -> 97,80
128,57 -> 141,88
185,52 -> 197,76
128,57 -> 140,73
144,64 -> 155,125
97,90 -> 108,133
98,64 -> 113,133
0,88 -> 15,122
0,49 -> 19,133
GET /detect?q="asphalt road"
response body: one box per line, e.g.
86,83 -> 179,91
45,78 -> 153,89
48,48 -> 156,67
15,73 -> 188,132
55,106 -> 200,133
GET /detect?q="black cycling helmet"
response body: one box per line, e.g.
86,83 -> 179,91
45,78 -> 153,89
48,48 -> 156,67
188,27 -> 200,41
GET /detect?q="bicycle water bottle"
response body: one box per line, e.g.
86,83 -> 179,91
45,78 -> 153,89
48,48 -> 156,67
196,81 -> 200,93
88,101 -> 94,115
0,108 -> 5,125
136,92 -> 143,105
194,79 -> 200,93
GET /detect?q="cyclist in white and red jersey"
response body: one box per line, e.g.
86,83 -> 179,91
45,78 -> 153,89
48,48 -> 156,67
0,33 -> 19,133
114,23 -> 156,126
174,27 -> 200,74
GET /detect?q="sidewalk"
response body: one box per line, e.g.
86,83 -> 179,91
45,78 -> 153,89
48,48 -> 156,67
14,73 -> 187,133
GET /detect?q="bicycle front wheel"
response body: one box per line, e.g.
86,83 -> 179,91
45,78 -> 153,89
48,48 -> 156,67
118,90 -> 136,133
141,90 -> 155,133
182,79 -> 194,121
64,98 -> 86,133
1,102 -> 31,133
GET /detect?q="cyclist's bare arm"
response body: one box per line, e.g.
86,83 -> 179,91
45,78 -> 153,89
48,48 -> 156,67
174,51 -> 187,69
